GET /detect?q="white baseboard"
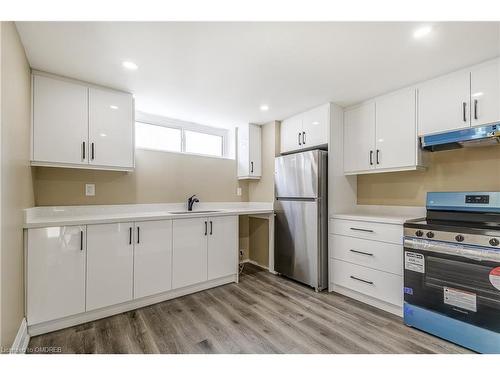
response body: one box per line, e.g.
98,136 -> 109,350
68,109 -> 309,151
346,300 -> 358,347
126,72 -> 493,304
330,283 -> 403,317
28,274 -> 237,337
10,318 -> 30,354
241,259 -> 269,271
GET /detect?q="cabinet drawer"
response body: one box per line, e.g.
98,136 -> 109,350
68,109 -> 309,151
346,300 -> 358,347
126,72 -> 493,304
329,234 -> 402,275
330,219 -> 403,244
331,259 -> 403,307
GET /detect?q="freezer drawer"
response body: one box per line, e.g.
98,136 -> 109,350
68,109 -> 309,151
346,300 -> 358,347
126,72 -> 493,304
274,199 -> 327,290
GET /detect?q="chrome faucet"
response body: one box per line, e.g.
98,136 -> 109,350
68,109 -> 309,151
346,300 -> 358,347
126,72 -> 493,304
187,195 -> 199,211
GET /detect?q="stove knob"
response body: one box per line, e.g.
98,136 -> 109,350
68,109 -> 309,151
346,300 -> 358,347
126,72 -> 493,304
455,235 -> 465,242
415,230 -> 424,237
426,232 -> 435,239
490,238 -> 500,247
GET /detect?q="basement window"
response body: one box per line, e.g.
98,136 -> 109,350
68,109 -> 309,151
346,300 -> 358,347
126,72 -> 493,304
135,114 -> 228,158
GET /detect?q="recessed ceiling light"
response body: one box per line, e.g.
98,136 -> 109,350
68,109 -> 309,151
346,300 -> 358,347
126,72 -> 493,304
413,26 -> 432,39
122,60 -> 138,70
260,105 -> 269,111
109,105 -> 119,110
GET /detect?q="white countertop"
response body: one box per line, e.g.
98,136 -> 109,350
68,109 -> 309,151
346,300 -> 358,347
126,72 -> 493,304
330,205 -> 425,225
24,202 -> 274,228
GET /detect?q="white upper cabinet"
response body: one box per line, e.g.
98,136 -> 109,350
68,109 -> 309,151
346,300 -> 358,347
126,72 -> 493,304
280,104 -> 329,154
375,88 -> 417,169
86,222 -> 134,311
470,59 -> 500,127
237,123 -> 262,179
27,226 -> 86,325
418,69 -> 470,136
343,102 -> 376,173
133,220 -> 173,299
207,216 -> 238,280
280,114 -> 303,153
344,89 -> 421,175
32,75 -> 88,165
302,104 -> 329,149
89,88 -> 134,169
31,73 -> 134,171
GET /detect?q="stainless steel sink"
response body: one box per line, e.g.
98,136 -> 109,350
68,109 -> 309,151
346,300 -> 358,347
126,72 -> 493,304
168,210 -> 221,214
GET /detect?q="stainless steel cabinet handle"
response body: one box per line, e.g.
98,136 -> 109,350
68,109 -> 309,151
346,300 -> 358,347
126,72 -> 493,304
350,275 -> 374,285
463,102 -> 467,122
369,150 -> 373,165
298,133 -> 302,146
137,226 -> 140,244
474,99 -> 478,120
204,221 -> 208,236
349,249 -> 374,256
251,161 -> 254,173
376,149 -> 380,165
302,131 -> 306,145
210,221 -> 213,235
350,227 -> 374,233
91,143 -> 95,160
82,142 -> 86,160
80,230 -> 84,251
129,227 -> 132,245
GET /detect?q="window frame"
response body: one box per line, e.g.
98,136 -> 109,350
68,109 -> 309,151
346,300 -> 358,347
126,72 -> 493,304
135,111 -> 229,159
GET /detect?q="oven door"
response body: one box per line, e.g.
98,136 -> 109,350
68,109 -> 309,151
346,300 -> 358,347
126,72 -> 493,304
403,238 -> 500,333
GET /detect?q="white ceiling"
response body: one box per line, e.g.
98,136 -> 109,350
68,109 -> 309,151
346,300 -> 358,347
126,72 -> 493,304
16,22 -> 500,129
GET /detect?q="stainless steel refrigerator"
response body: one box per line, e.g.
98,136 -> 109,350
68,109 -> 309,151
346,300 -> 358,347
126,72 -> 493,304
274,149 -> 328,291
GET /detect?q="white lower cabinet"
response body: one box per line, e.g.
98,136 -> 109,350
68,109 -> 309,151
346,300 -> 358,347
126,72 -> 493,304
172,217 -> 208,289
329,218 -> 404,316
133,220 -> 173,299
27,226 -> 86,325
207,216 -> 238,280
86,222 -> 134,311
26,215 -> 238,332
172,215 -> 238,289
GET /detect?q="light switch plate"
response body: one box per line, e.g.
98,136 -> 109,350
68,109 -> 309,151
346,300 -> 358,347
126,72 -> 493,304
85,184 -> 95,196
237,187 -> 242,196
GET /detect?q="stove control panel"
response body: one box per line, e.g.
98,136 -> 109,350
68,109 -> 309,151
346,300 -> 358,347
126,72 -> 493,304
415,230 -> 423,237
426,232 -> 435,238
465,194 -> 490,204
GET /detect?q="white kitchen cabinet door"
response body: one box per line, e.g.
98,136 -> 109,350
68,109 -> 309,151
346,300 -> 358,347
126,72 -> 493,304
133,220 -> 173,299
27,226 -> 86,325
207,216 -> 238,280
237,124 -> 261,179
343,102 -> 376,174
280,114 -> 303,153
248,124 -> 262,177
32,75 -> 88,165
302,104 -> 329,149
89,88 -> 134,169
418,69 -> 470,136
172,218 -> 208,289
375,88 -> 417,169
86,222 -> 134,311
470,58 -> 500,127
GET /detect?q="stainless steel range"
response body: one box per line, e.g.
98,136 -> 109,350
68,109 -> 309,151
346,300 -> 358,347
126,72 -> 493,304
403,192 -> 500,353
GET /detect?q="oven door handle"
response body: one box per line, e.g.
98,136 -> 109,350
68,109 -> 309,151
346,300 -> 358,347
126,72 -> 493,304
404,238 -> 500,262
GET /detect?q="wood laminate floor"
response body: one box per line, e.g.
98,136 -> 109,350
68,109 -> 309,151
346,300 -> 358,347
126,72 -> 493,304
28,264 -> 471,354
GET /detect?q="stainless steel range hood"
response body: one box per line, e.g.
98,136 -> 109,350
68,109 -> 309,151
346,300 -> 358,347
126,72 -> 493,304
421,124 -> 500,151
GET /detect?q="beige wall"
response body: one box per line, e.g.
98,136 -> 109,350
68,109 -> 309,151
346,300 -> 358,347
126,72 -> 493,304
0,22 -> 34,349
34,149 -> 248,206
358,146 -> 500,206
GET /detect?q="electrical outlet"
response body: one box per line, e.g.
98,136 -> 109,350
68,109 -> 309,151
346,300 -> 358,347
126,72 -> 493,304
85,184 -> 95,197
237,187 -> 242,196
